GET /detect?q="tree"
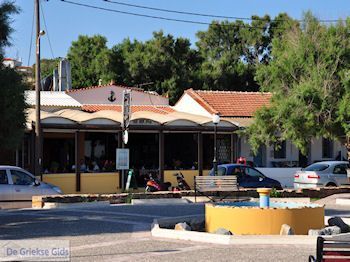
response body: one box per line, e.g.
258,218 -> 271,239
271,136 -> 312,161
38,58 -> 59,78
109,31 -> 200,104
67,35 -> 111,88
0,1 -> 27,151
246,13 -> 350,158
195,14 -> 297,92
0,1 -> 17,54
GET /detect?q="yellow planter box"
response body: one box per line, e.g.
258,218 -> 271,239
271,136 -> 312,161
205,203 -> 324,235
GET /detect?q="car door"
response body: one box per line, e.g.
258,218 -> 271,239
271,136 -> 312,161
227,166 -> 244,185
332,164 -> 349,186
241,167 -> 265,188
9,169 -> 41,201
0,169 -> 13,204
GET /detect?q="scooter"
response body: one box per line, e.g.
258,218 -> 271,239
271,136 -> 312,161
173,172 -> 191,190
145,173 -> 172,192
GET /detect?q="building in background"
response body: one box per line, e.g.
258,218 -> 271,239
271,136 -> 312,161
175,89 -> 347,168
2,58 -> 34,87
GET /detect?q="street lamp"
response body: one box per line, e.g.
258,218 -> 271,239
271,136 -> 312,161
212,114 -> 220,176
35,0 -> 45,179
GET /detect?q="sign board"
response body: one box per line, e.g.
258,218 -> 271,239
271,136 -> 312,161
122,90 -> 131,129
116,148 -> 129,170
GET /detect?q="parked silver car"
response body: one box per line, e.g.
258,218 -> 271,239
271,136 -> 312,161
294,161 -> 350,189
0,166 -> 62,208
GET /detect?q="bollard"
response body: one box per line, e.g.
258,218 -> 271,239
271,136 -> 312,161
125,169 -> 133,191
257,188 -> 272,208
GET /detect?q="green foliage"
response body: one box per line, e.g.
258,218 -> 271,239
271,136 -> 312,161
125,193 -> 133,204
246,13 -> 350,155
67,35 -> 112,88
38,58 -> 60,78
0,1 -> 18,53
270,188 -> 282,198
109,31 -> 200,104
0,66 -> 27,150
195,14 -> 297,91
0,1 -> 26,150
67,13 -> 295,103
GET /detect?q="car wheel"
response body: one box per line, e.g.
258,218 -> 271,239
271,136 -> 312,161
326,182 -> 337,187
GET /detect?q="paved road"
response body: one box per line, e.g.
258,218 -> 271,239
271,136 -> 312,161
0,203 -> 322,262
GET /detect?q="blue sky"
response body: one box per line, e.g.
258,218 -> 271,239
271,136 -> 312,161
5,0 -> 350,66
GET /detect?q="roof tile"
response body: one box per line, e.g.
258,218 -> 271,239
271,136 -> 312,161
186,89 -> 271,117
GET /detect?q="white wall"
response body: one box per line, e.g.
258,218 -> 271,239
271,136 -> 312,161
257,168 -> 301,188
265,141 -> 299,167
173,93 -> 212,117
310,137 -> 347,163
240,135 -> 348,168
3,59 -> 21,68
239,137 -> 254,162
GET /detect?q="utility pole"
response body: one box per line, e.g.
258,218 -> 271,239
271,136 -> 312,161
35,0 -> 43,179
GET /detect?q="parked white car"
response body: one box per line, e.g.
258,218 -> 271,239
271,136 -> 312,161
0,166 -> 62,208
294,161 -> 350,189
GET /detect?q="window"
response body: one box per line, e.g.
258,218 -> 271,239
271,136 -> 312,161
322,138 -> 333,158
243,167 -> 265,178
209,167 -> 226,176
228,167 -> 243,177
273,141 -> 286,159
333,164 -> 347,175
305,163 -> 329,171
10,170 -> 34,186
0,170 -> 8,184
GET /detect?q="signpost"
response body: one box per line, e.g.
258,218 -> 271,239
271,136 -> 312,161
122,90 -> 131,132
120,89 -> 131,189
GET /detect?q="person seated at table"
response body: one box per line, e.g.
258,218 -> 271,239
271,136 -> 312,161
91,161 -> 100,172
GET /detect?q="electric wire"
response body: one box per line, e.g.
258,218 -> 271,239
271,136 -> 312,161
27,4 -> 35,66
103,0 -> 339,23
59,0 -> 278,29
40,0 -> 55,59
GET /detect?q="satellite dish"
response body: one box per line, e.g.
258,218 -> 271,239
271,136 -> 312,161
123,130 -> 129,145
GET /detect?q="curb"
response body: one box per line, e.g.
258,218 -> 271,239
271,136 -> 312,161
40,201 -> 110,209
335,198 -> 350,206
131,198 -> 190,205
151,222 -> 318,245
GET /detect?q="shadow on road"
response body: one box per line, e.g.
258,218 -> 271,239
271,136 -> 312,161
0,203 -> 204,240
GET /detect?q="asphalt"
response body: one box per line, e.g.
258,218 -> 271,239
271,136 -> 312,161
0,200 -> 349,262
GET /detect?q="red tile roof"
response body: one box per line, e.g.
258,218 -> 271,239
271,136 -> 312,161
185,89 -> 272,117
82,104 -> 175,115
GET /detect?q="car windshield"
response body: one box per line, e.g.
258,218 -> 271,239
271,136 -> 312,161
209,167 -> 226,176
304,163 -> 329,172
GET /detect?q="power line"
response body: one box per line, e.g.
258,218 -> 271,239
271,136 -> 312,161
59,0 -> 279,29
103,0 -> 340,23
103,0 -> 260,21
27,4 -> 35,66
40,0 -> 55,58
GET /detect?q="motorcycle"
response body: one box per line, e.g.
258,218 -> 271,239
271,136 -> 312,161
173,172 -> 191,191
145,173 -> 172,192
